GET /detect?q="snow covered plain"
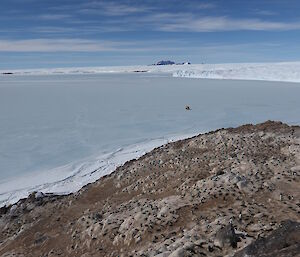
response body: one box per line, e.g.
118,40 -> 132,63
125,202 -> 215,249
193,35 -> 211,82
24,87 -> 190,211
1,66 -> 300,206
2,62 -> 300,83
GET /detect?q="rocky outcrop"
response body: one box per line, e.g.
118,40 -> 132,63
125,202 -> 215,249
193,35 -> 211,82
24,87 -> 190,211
234,220 -> 300,257
0,121 -> 299,256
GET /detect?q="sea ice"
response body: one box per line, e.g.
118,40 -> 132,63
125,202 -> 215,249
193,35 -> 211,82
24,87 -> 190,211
1,72 -> 300,206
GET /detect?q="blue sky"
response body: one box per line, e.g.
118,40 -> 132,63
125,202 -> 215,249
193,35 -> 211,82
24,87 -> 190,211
1,0 -> 300,69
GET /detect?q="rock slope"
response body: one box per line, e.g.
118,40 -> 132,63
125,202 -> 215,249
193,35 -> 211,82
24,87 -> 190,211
0,121 -> 299,257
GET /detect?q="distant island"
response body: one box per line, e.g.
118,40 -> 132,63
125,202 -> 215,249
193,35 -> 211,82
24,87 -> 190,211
152,60 -> 191,66
1,72 -> 14,75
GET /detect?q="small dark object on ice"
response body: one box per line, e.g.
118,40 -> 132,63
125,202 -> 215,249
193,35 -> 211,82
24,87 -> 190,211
185,105 -> 191,110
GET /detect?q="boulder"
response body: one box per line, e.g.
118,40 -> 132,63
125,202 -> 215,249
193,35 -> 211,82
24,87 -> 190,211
214,223 -> 239,248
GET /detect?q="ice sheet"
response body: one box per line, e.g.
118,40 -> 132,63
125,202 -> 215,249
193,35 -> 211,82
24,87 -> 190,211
1,62 -> 300,83
173,62 -> 300,83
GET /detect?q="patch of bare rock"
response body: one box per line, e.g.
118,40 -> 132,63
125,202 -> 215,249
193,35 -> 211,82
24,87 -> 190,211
0,121 -> 299,257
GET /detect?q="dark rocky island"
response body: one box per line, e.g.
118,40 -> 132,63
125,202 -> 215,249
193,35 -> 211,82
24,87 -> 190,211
0,121 -> 299,256
155,60 -> 176,65
152,61 -> 191,66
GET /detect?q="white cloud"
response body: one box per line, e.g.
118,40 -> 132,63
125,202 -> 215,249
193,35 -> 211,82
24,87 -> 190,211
194,3 -> 216,10
255,10 -> 277,16
0,39 -> 123,52
0,38 -> 266,53
33,26 -> 77,33
153,15 -> 300,32
38,14 -> 72,20
0,38 -> 190,52
80,1 -> 152,16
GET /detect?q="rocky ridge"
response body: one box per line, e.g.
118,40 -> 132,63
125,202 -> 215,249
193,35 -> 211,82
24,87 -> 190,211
0,121 -> 299,256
